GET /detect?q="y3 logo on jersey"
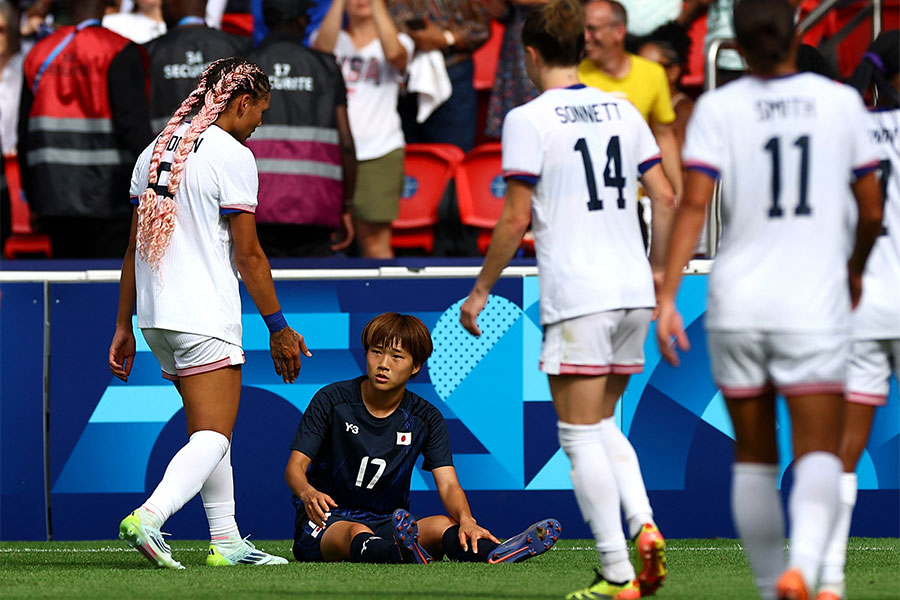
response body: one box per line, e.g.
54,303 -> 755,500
345,422 -> 359,434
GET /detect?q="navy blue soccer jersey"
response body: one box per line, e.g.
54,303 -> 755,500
290,376 -> 453,522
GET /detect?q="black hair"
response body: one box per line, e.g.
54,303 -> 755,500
733,0 -> 795,75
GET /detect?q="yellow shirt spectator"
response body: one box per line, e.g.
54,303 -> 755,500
578,53 -> 676,125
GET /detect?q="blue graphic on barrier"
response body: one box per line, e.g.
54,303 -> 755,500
1,276 -> 894,540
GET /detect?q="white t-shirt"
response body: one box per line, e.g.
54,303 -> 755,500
683,73 -> 881,333
854,108 -> 900,340
129,123 -> 259,346
324,30 -> 414,161
103,12 -> 166,44
502,84 -> 661,326
0,52 -> 24,154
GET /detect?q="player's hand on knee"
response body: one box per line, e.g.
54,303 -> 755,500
460,291 -> 488,337
300,488 -> 337,527
269,326 -> 312,383
458,517 -> 499,554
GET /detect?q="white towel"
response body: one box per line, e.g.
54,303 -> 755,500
406,50 -> 452,123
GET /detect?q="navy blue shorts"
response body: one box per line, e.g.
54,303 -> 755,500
292,512 -> 394,562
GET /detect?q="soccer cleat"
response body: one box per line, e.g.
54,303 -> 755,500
775,568 -> 809,600
487,518 -> 561,564
206,537 -> 288,566
118,510 -> 184,569
634,523 -> 666,595
565,568 -> 641,599
391,508 -> 432,564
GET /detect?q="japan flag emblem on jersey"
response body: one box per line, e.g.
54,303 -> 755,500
396,432 -> 411,445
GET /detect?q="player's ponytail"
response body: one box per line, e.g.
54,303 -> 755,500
136,57 -> 270,271
733,0 -> 795,76
846,30 -> 900,109
522,0 -> 584,67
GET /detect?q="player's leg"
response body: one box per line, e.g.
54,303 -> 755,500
418,514 -> 559,563
711,330 -> 785,600
774,332 -> 848,599
319,520 -> 402,563
820,339 -> 893,599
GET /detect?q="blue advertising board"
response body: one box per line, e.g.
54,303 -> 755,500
1,274 -> 897,541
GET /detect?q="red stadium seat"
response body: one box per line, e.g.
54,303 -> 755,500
221,13 -> 253,37
472,20 -> 505,91
3,154 -> 52,259
392,144 -> 465,254
455,143 -> 533,255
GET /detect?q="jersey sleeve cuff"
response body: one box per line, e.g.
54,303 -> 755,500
684,160 -> 721,180
852,160 -> 880,179
130,196 -> 139,205
220,205 -> 256,215
503,171 -> 539,186
638,155 -> 662,175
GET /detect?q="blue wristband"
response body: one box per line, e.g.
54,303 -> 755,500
263,310 -> 288,333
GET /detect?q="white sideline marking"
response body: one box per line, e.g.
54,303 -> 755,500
1,545 -> 896,554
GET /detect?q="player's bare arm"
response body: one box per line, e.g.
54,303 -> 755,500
640,162 -> 677,303
230,212 -> 311,383
651,120 -> 684,201
285,450 -> 338,527
656,169 -> 715,366
109,209 -> 140,382
460,180 -> 533,336
847,171 -> 884,308
432,466 -> 500,554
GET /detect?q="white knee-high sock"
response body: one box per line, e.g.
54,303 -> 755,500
200,439 -> 242,548
788,451 -> 842,591
598,417 -> 654,538
732,463 -> 785,600
143,430 -> 231,527
820,472 -> 858,596
558,421 -> 635,583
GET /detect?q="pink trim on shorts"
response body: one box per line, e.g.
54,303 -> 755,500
175,354 -> 245,378
611,364 -> 644,375
542,362 -> 612,376
161,370 -> 179,381
846,391 -> 888,406
778,381 -> 844,397
718,383 -> 772,399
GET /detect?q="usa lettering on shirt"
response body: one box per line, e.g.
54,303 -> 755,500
340,56 -> 383,86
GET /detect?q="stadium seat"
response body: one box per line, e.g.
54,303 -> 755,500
472,20 -> 505,91
455,143 -> 533,255
221,13 -> 254,37
3,154 -> 52,259
392,144 -> 465,254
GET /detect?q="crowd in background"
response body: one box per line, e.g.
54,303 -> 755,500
0,0 -> 894,260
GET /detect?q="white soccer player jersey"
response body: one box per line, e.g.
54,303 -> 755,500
853,108 -> 900,340
502,84 -> 661,325
129,123 -> 259,346
683,73 -> 881,333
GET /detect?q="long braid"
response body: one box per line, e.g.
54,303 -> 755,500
136,59 -> 225,267
137,57 -> 270,270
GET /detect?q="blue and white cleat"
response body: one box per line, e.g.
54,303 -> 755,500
487,518 -> 561,564
391,508 -> 432,564
206,537 -> 288,566
118,510 -> 184,570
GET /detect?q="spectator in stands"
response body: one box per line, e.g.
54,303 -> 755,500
104,0 -> 166,44
0,0 -> 23,155
17,0 -> 153,258
120,0 -> 227,28
146,0 -> 248,133
483,0 -> 541,140
677,0 -> 744,87
245,0 -> 356,257
579,0 -> 682,199
390,0 -> 491,153
313,0 -> 413,258
638,22 -> 693,152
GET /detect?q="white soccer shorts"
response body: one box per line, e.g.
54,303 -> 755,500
707,330 -> 848,398
846,338 -> 899,406
540,308 -> 652,376
141,328 -> 245,381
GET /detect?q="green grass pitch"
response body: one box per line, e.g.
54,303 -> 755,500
1,538 -> 897,599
